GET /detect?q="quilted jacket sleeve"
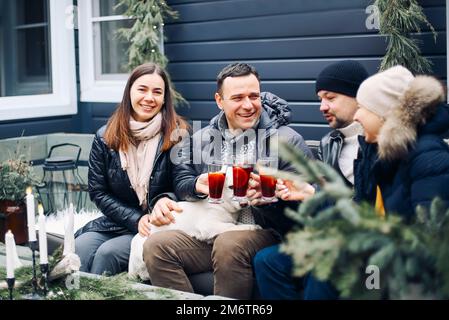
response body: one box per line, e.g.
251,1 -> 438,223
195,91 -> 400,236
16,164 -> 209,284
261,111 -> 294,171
171,131 -> 207,202
409,137 -> 449,212
88,134 -> 143,233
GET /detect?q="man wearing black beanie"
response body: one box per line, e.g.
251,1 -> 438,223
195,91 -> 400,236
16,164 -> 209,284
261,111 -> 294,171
254,60 -> 369,300
316,60 -> 369,186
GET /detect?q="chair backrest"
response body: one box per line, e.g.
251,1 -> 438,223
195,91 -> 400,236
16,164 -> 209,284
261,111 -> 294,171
46,143 -> 81,167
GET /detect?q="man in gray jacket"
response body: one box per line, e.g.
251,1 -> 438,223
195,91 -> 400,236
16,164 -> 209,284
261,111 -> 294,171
143,62 -> 313,299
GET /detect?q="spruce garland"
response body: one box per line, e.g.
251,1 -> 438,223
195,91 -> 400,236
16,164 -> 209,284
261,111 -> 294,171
375,0 -> 437,74
277,142 -> 449,299
115,0 -> 177,69
0,247 -> 178,300
0,265 -> 149,300
114,0 -> 187,105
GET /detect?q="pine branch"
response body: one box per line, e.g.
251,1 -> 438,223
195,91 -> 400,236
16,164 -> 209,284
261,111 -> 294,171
115,0 -> 188,106
374,0 -> 437,74
278,142 -> 323,185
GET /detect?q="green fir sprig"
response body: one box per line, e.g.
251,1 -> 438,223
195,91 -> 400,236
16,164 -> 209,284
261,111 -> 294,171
114,0 -> 187,106
375,0 -> 437,74
0,248 -> 154,300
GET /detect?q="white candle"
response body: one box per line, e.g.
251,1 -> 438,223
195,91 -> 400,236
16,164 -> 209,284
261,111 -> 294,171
63,203 -> 75,256
38,205 -> 48,264
5,230 -> 15,279
26,187 -> 37,242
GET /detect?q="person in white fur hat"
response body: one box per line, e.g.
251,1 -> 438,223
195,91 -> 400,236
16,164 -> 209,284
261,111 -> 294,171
353,65 -> 449,219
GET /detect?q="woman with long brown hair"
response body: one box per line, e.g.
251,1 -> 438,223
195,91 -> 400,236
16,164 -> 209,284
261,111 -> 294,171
75,63 -> 188,275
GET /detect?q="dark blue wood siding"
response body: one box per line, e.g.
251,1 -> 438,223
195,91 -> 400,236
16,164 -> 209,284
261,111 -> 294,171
0,0 -> 446,140
0,116 -> 75,139
166,0 -> 446,140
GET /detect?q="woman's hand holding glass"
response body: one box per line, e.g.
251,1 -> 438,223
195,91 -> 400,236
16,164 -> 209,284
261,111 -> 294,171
275,179 -> 315,201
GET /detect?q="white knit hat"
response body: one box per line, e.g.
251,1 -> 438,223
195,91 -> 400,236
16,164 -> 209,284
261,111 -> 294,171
356,65 -> 415,118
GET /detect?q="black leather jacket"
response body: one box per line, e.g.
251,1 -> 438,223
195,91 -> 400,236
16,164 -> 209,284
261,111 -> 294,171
318,130 -> 353,186
75,126 -> 176,237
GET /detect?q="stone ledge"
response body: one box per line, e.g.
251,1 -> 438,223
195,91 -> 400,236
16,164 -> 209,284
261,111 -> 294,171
79,271 -> 207,300
0,243 -> 232,300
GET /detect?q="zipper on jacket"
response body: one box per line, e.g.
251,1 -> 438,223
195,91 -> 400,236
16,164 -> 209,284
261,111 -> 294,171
146,138 -> 164,205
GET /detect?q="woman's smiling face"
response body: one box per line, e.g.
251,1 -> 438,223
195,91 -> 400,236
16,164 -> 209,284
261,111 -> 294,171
353,105 -> 384,143
130,73 -> 165,122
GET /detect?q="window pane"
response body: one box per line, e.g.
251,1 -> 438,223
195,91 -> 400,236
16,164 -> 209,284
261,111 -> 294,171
17,27 -> 52,85
16,0 -> 46,25
93,0 -> 126,17
0,0 -> 52,97
94,19 -> 133,78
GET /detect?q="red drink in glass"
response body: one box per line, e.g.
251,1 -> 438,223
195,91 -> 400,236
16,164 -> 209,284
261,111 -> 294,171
208,160 -> 226,204
232,165 -> 253,199
257,158 -> 278,202
208,172 -> 226,201
260,175 -> 276,198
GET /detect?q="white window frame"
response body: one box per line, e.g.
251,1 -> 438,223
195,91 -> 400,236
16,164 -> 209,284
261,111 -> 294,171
0,11 -> 4,97
78,0 -> 129,103
0,0 -> 77,121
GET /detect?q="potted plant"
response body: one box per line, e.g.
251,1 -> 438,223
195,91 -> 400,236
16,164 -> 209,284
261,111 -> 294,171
0,154 -> 39,244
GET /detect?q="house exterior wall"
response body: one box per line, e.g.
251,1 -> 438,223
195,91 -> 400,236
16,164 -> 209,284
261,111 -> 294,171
0,0 -> 446,140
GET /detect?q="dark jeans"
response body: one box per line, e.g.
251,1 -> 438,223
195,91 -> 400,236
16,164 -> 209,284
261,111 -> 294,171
303,273 -> 339,300
253,244 -> 338,300
75,231 -> 134,276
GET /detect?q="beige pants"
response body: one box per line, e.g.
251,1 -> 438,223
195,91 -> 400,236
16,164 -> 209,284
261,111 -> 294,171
142,229 -> 279,299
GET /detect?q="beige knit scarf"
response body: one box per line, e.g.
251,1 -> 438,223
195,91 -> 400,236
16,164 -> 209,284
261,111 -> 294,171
119,112 -> 162,208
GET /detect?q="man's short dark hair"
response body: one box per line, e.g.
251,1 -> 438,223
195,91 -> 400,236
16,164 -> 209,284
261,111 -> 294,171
216,62 -> 260,95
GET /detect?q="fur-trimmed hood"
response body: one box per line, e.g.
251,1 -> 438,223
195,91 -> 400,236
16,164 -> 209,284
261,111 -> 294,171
377,75 -> 447,161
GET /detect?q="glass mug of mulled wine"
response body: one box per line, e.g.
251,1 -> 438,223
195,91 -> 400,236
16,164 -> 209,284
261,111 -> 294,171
232,153 -> 255,203
207,160 -> 227,204
256,157 -> 279,203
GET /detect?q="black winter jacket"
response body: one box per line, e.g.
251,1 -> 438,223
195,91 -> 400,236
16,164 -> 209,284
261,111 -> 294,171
354,76 -> 449,220
75,126 -> 176,237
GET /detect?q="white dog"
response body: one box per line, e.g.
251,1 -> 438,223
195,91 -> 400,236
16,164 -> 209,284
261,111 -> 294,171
128,168 -> 261,280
